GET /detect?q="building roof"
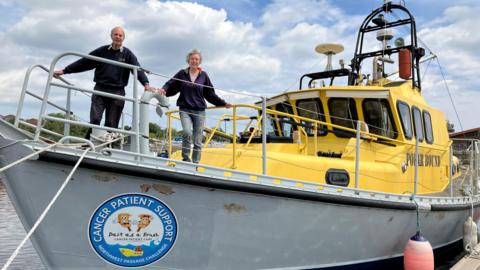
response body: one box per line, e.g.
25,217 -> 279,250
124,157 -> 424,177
2,114 -> 15,122
450,127 -> 480,138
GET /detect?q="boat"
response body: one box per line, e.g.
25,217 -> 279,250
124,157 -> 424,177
119,247 -> 144,257
1,1 -> 480,269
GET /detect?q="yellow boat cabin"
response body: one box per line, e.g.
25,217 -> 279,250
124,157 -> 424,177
167,9 -> 459,196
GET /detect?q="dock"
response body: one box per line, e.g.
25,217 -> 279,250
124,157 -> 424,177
451,244 -> 480,270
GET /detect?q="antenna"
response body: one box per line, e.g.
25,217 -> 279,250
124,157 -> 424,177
377,29 -> 394,50
315,43 -> 344,71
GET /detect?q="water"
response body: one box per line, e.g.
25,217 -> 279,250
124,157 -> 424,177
0,182 -> 45,270
0,181 -> 465,270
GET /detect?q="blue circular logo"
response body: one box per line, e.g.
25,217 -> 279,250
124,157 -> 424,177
88,194 -> 177,267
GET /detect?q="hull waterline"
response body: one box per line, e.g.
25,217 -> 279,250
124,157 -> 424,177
0,136 -> 476,269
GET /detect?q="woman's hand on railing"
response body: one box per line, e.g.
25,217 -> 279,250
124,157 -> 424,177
225,103 -> 232,108
156,88 -> 166,95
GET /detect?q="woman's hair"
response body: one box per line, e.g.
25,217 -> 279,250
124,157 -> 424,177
186,49 -> 202,63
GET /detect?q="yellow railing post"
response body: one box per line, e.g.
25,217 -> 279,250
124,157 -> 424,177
205,114 -> 227,148
168,112 -> 172,158
232,106 -> 237,169
302,127 -> 308,154
245,115 -> 262,147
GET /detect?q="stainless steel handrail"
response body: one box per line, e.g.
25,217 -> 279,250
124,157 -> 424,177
34,52 -> 146,153
15,64 -> 74,128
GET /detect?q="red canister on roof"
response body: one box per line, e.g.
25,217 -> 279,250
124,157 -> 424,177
399,49 -> 412,80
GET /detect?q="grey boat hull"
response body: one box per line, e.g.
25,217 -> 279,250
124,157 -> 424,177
0,125 -> 477,269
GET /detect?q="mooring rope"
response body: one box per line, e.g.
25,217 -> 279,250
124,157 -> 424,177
1,146 -> 90,270
0,142 -> 59,174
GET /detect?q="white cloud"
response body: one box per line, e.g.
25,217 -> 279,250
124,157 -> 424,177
0,0 -> 479,132
418,6 -> 480,75
416,4 -> 480,130
260,0 -> 343,34
0,68 -> 26,102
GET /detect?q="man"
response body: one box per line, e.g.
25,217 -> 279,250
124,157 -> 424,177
54,26 -> 153,139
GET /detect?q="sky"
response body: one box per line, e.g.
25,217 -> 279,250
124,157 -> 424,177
0,0 -> 479,132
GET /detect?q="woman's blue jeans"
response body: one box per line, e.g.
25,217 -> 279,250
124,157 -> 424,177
180,109 -> 205,163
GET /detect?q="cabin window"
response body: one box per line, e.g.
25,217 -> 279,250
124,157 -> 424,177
296,98 -> 327,136
328,98 -> 358,138
412,106 -> 424,142
256,109 -> 287,139
362,99 -> 397,139
397,101 -> 413,140
274,102 -> 294,137
423,110 -> 434,144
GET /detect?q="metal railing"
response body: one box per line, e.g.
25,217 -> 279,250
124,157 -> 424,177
452,138 -> 480,196
15,64 -> 75,136
21,52 -> 146,153
14,52 -> 466,197
166,103 -> 454,197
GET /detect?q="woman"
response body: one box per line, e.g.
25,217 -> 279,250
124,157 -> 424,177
158,49 -> 231,163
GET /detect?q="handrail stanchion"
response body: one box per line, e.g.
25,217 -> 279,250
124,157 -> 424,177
35,68 -> 56,140
232,106 -> 237,169
15,67 -> 35,127
355,120 -> 361,191
132,69 -> 140,153
64,88 -> 72,138
449,144 -> 453,197
471,141 -> 475,194
168,113 -> 172,159
120,113 -> 125,150
473,140 -> 480,194
261,96 -> 267,175
414,137 -> 419,196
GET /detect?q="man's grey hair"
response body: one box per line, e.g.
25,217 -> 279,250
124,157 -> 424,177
110,26 -> 125,37
186,48 -> 202,63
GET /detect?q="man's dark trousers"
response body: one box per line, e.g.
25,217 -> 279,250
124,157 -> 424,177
85,84 -> 125,140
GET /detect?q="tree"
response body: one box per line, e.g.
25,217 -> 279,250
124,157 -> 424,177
42,113 -> 88,139
11,113 -> 183,142
149,122 -> 164,139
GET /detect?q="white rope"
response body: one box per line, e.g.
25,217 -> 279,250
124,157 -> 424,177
90,133 -> 127,150
435,58 -> 464,131
1,147 -> 90,270
146,70 -> 266,98
0,142 -> 59,174
283,56 -> 327,91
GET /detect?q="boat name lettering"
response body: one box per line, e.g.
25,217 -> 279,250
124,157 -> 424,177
406,153 -> 440,167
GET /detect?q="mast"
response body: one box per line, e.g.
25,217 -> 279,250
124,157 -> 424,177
348,2 -> 425,90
